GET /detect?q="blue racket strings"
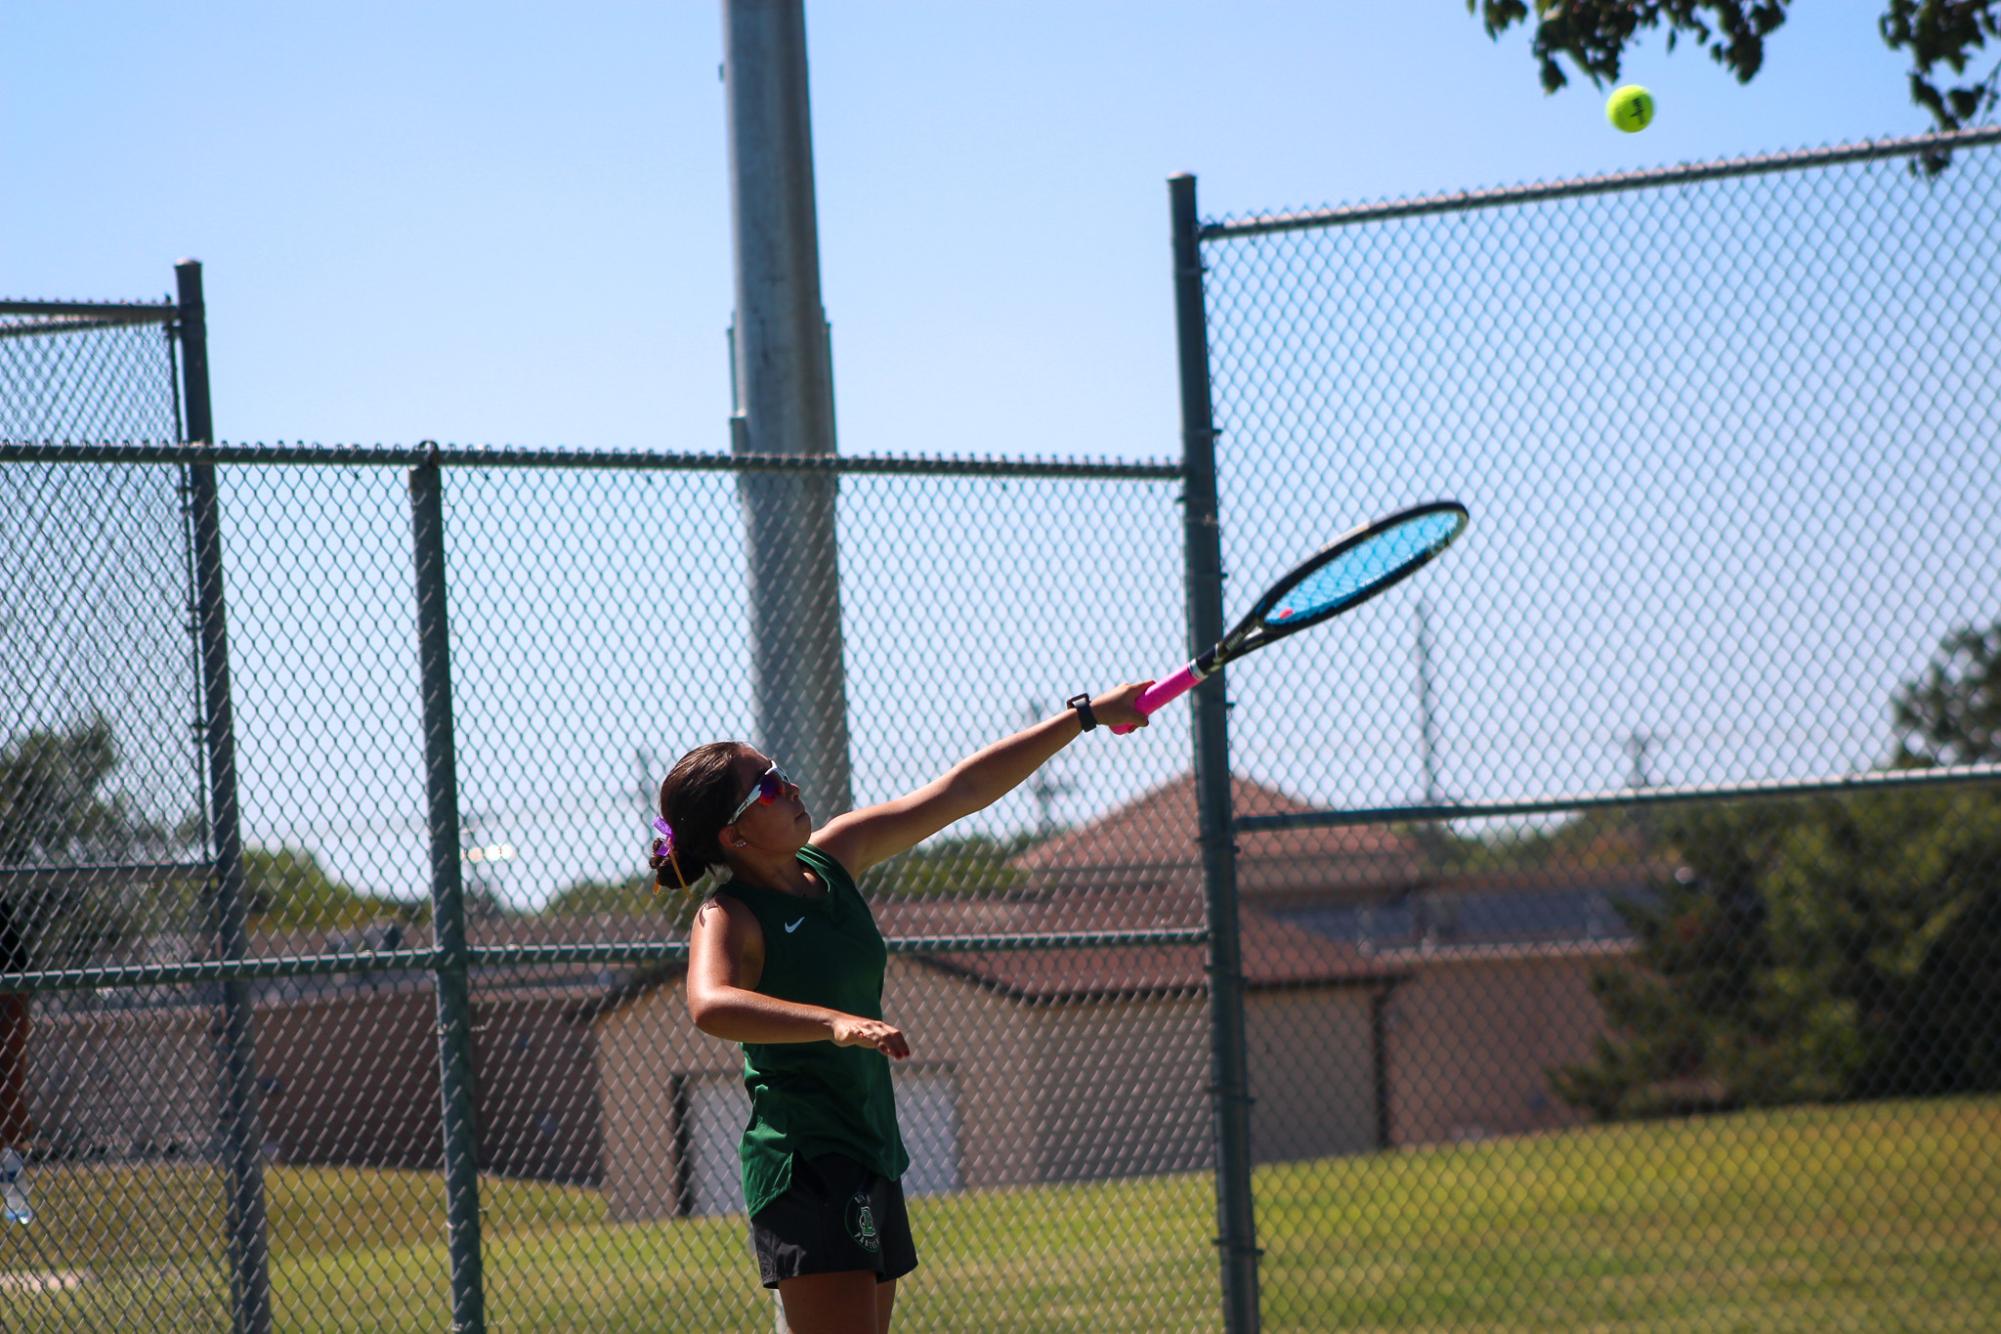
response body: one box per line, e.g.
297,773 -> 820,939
1265,509 -> 1465,626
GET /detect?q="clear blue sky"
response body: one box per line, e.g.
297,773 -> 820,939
8,2 -> 1931,461
10,3 -> 1984,906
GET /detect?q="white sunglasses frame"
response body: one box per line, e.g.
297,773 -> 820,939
726,762 -> 790,825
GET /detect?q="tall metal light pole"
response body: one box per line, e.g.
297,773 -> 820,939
722,0 -> 854,820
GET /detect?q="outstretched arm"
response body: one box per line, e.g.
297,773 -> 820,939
812,681 -> 1152,878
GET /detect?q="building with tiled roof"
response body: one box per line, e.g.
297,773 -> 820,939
26,774 -> 1652,1212
1009,773 -> 1425,903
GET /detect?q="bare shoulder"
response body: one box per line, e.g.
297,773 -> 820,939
689,891 -> 764,986
809,815 -> 871,876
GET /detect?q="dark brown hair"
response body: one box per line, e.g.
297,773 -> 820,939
651,741 -> 749,891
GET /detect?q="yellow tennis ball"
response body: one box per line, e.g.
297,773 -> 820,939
1607,84 -> 1655,133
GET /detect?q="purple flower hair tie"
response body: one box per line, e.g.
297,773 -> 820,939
652,816 -> 687,892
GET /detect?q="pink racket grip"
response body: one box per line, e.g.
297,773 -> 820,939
1110,663 -> 1201,734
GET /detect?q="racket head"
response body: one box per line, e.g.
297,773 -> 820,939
1235,500 -> 1468,650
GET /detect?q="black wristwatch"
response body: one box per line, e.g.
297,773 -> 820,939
1066,693 -> 1098,733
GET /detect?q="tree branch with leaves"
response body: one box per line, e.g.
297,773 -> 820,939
1470,1 -> 2001,142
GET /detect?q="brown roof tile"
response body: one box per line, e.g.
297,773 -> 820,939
913,904 -> 1398,1003
1010,773 -> 1423,897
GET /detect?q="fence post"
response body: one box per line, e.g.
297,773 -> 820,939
407,448 -> 485,1333
1168,175 -> 1261,1332
174,259 -> 272,1334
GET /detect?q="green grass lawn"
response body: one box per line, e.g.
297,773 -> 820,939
2,1097 -> 1994,1330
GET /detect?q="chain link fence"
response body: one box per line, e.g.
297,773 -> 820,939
1196,128 -> 2001,1329
4,417 -> 1210,1323
6,126 -> 2001,1333
0,296 -> 237,1322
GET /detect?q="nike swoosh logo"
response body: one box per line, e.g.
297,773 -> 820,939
784,917 -> 806,934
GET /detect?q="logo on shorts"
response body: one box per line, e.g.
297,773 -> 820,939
845,1190 -> 881,1254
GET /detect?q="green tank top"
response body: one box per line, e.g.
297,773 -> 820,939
717,843 -> 909,1217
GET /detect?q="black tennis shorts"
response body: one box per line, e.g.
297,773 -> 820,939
750,1153 -> 918,1289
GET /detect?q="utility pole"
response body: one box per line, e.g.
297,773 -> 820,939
1625,730 -> 1657,854
1416,600 -> 1442,804
1024,700 -> 1072,837
1624,731 -> 1654,789
635,746 -> 657,823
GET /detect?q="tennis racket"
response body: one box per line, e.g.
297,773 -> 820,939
1114,500 -> 1470,733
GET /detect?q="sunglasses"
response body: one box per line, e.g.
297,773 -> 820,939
727,763 -> 794,824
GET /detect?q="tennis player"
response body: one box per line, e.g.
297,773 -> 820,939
655,683 -> 1151,1334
